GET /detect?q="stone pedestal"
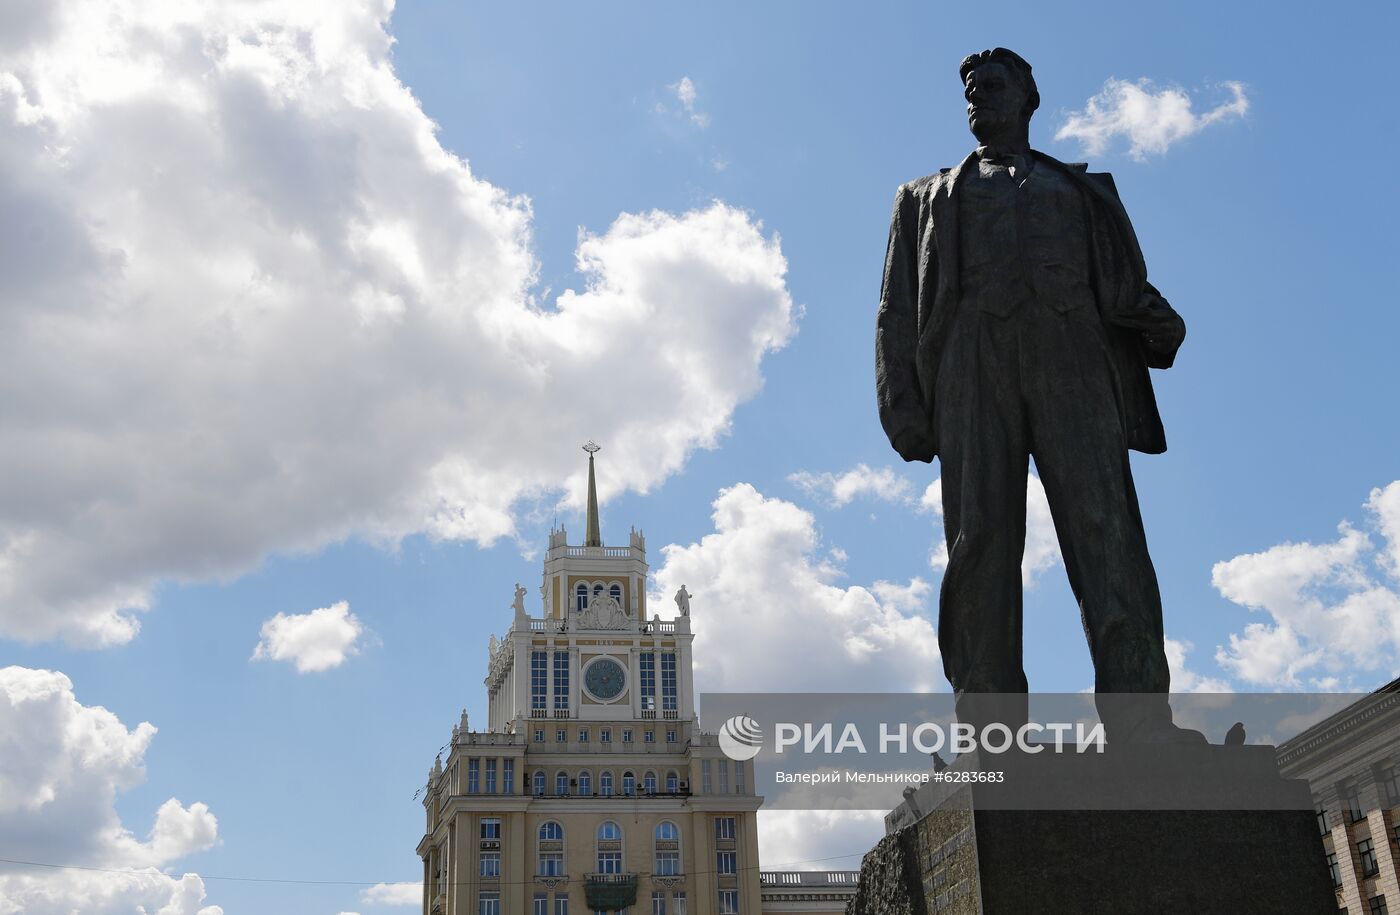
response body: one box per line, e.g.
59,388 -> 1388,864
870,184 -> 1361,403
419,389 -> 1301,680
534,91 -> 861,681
847,745 -> 1336,914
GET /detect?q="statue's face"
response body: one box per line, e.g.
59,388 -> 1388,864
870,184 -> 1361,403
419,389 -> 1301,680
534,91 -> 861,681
964,62 -> 1029,141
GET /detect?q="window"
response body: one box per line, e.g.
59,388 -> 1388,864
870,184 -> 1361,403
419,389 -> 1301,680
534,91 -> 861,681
651,890 -> 667,915
645,730 -> 656,744
468,758 -> 480,793
715,816 -> 736,840
1329,853 -> 1341,887
1370,897 -> 1389,915
610,582 -> 623,603
486,758 -> 497,794
578,770 -> 592,795
718,889 -> 739,914
539,851 -> 564,876
556,728 -> 567,743
1344,782 -> 1365,822
556,771 -> 570,796
640,652 -> 656,711
504,759 -> 514,795
666,771 -> 679,793
716,850 -> 737,875
655,821 -> 680,876
1360,839 -> 1379,877
579,728 -> 590,743
1317,804 -> 1329,836
719,760 -> 729,793
661,653 -> 678,711
534,894 -> 548,915
702,760 -> 712,794
534,770 -> 546,795
622,771 -> 636,796
554,651 -> 570,711
480,851 -> 500,878
534,729 -> 545,743
531,651 -> 548,710
667,730 -> 677,744
1381,764 -> 1400,807
596,821 -> 622,874
540,821 -> 564,841
735,761 -> 746,794
623,729 -> 633,743
576,583 -> 588,612
555,897 -> 568,915
600,728 -> 612,743
644,771 -> 657,793
674,893 -> 686,915
481,818 -> 501,840
600,771 -> 614,796
479,891 -> 500,915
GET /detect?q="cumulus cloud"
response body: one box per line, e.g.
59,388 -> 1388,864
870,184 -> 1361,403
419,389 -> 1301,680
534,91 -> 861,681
361,882 -> 421,906
1055,78 -> 1248,160
668,75 -> 710,128
251,600 -> 365,673
0,666 -> 220,914
1213,481 -> 1400,689
757,809 -> 885,872
920,475 -> 1061,586
1164,637 -> 1232,693
0,1 -> 795,646
788,464 -> 913,507
651,483 -> 940,692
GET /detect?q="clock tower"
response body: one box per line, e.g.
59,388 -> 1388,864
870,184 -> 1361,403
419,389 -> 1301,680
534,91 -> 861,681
417,445 -> 763,915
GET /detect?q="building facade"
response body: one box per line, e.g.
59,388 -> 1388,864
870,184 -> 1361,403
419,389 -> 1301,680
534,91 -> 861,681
417,449 -> 766,915
1277,678 -> 1400,915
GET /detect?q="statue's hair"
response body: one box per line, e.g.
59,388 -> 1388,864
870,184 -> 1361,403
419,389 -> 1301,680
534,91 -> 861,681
959,48 -> 1040,121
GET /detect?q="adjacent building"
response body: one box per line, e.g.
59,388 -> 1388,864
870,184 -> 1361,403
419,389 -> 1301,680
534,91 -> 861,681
418,447 -> 785,915
1277,677 -> 1400,915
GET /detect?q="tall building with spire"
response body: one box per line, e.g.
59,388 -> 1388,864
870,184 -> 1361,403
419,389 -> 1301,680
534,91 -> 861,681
417,446 -> 765,915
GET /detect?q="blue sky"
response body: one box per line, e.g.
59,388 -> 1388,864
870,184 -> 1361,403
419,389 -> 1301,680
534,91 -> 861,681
1,1 -> 1397,913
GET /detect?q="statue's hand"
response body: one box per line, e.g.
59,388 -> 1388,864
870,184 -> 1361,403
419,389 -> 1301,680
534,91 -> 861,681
893,427 -> 937,463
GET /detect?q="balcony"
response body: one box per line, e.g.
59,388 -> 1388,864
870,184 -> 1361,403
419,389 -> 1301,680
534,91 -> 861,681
584,874 -> 638,910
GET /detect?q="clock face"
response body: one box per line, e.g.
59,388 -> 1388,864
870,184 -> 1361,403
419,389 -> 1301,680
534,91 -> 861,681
584,658 -> 626,701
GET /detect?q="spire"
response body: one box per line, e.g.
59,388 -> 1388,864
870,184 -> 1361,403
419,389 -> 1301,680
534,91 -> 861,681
583,441 -> 602,547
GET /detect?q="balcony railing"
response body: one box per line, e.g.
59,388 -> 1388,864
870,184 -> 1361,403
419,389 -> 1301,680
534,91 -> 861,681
584,873 -> 638,910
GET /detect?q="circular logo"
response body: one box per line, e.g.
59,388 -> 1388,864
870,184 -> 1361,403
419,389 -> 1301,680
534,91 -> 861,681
718,715 -> 764,761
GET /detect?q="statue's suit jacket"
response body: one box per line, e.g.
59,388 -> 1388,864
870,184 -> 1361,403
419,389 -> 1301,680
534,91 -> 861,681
875,149 -> 1185,461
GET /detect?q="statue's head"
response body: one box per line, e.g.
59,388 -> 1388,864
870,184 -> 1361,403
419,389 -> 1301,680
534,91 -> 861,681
959,48 -> 1039,143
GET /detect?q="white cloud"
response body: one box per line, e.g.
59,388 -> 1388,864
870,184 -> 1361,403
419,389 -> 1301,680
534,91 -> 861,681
362,882 -> 421,906
669,75 -> 710,128
919,475 -> 1061,586
251,600 -> 365,673
1055,78 -> 1248,160
757,809 -> 885,871
0,666 -> 221,914
1164,637 -> 1232,693
651,484 -> 940,692
788,464 -> 913,507
1213,481 -> 1400,689
0,1 -> 795,646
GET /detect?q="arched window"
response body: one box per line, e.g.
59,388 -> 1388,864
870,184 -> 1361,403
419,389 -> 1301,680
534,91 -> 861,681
622,771 -> 636,796
643,771 -> 657,794
555,771 -> 569,796
609,582 -> 623,605
532,770 -> 546,795
654,821 -> 681,876
596,821 -> 623,874
575,583 -> 588,612
665,770 -> 679,793
592,584 -> 604,602
577,770 -> 592,795
537,821 -> 564,876
600,770 -> 614,796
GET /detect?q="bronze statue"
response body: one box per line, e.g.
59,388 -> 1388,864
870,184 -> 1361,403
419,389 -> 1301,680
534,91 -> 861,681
875,48 -> 1200,742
